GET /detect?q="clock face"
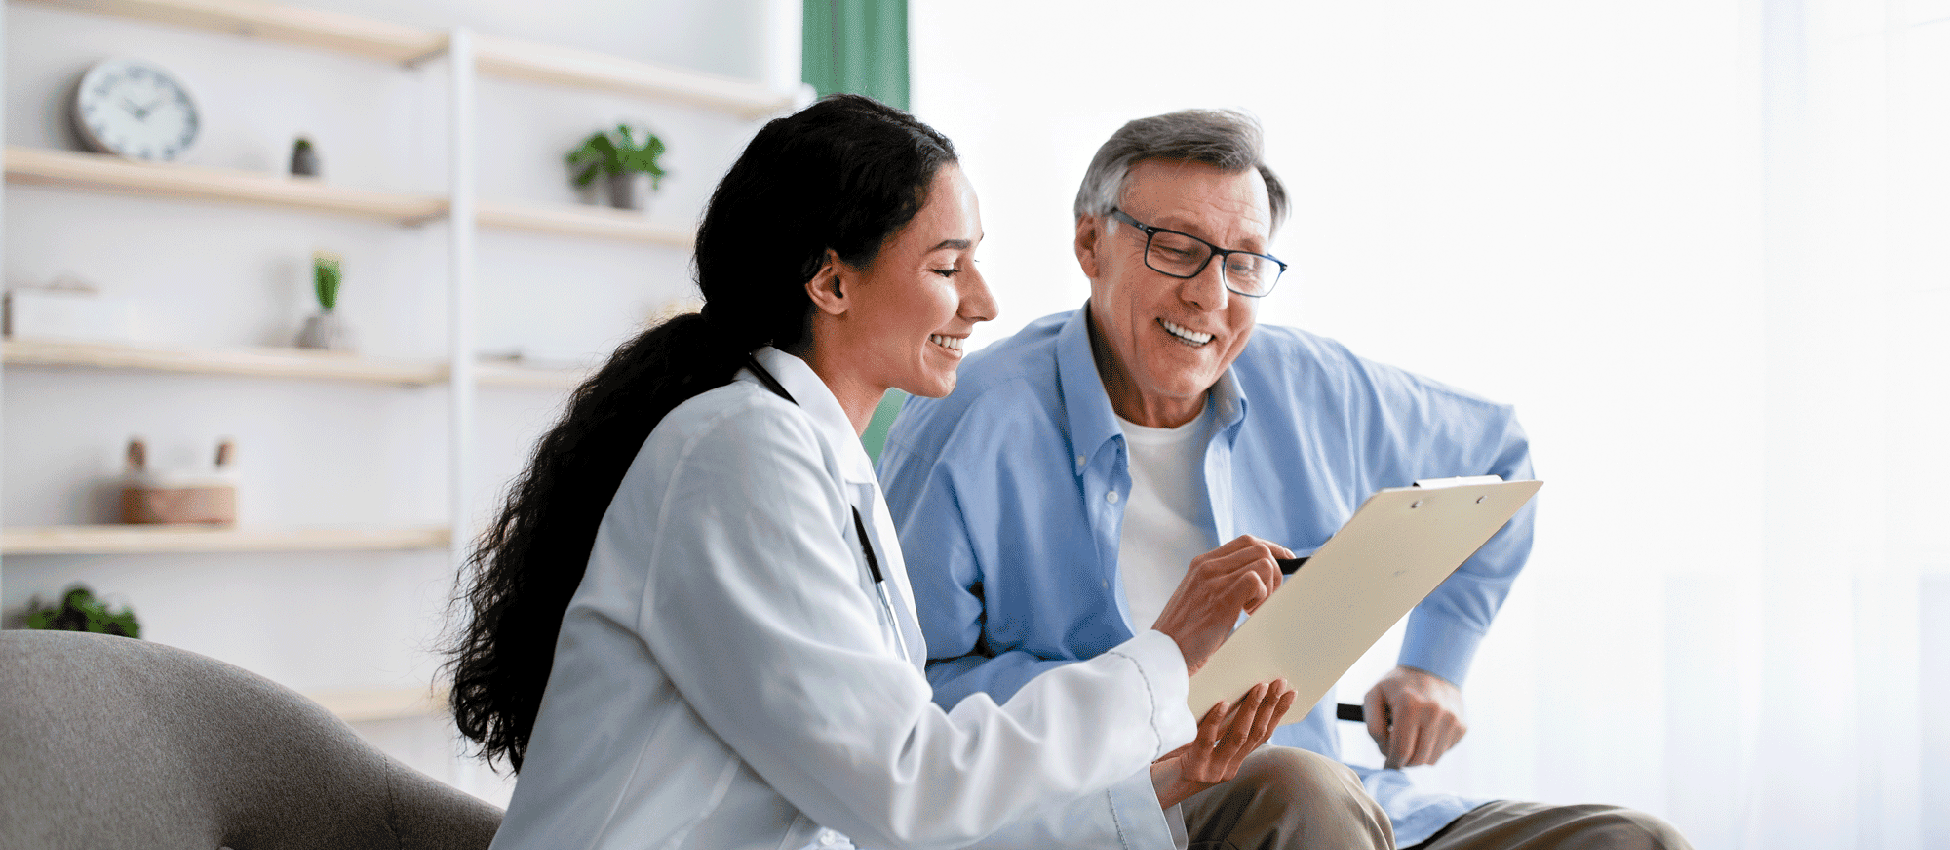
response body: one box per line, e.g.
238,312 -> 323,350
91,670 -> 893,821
71,59 -> 200,162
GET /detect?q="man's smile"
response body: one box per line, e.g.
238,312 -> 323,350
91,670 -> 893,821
1160,318 -> 1215,347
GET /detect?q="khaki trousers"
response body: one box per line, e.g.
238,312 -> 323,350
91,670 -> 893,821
1408,800 -> 1693,850
1180,747 -> 1393,850
1181,750 -> 1693,850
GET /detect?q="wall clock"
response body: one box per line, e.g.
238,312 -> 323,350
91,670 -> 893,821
70,59 -> 201,162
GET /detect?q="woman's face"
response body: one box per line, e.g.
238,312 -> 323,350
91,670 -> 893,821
833,164 -> 996,400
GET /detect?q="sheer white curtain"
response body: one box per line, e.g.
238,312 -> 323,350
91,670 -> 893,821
910,1 -> 1945,846
1746,1 -> 1941,846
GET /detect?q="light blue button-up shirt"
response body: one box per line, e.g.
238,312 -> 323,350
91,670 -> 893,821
878,307 -> 1537,847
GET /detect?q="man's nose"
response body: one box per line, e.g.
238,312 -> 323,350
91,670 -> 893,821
1179,257 -> 1230,312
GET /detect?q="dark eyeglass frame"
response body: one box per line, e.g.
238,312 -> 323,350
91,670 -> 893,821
1109,207 -> 1288,298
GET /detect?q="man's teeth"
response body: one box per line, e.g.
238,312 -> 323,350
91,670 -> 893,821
929,334 -> 963,351
1161,320 -> 1214,346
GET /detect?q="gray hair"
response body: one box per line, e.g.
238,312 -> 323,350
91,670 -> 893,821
1072,109 -> 1288,233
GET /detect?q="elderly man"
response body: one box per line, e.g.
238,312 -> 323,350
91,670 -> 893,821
877,110 -> 1689,850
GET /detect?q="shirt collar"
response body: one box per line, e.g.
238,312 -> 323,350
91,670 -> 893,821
739,347 -> 877,487
1055,304 -> 1249,468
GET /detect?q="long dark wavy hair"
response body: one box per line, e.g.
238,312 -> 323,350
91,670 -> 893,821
445,94 -> 957,772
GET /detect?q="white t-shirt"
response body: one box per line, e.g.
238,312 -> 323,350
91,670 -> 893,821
1114,404 -> 1218,629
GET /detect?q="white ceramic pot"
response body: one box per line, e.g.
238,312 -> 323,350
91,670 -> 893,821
606,171 -> 653,211
295,311 -> 351,351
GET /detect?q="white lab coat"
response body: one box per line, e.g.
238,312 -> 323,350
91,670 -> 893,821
488,348 -> 1197,850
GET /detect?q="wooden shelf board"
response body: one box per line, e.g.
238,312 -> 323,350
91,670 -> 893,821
5,340 -> 596,390
5,147 -> 445,224
19,1 -> 794,117
7,149 -> 695,245
476,200 -> 693,245
475,361 -> 590,390
19,0 -> 445,64
472,34 -> 793,118
306,682 -> 450,723
1,525 -> 452,554
3,339 -> 447,385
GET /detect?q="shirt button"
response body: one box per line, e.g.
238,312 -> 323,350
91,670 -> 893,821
819,830 -> 838,846
1076,455 -> 1086,467
1106,491 -> 1120,504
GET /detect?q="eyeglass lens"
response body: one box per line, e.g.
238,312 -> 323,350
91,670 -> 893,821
1145,230 -> 1279,296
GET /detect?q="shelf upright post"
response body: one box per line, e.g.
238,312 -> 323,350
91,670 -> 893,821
1,5 -> 8,593
447,27 -> 478,574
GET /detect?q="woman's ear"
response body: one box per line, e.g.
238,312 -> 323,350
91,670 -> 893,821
804,249 -> 849,316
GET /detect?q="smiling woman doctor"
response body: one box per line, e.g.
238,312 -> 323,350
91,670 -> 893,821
444,95 -> 1298,850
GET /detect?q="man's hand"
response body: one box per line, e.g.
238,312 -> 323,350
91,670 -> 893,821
1150,536 -> 1289,674
1363,664 -> 1467,769
1150,679 -> 1297,808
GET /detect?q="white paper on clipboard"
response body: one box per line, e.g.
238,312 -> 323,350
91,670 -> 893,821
1186,477 -> 1542,725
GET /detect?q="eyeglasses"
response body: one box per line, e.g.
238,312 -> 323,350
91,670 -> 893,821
1109,208 -> 1288,298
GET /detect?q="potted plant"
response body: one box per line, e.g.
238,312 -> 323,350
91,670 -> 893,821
22,584 -> 141,638
295,250 -> 350,350
566,123 -> 668,211
290,135 -> 321,177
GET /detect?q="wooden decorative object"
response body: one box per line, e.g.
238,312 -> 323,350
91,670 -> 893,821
118,438 -> 237,525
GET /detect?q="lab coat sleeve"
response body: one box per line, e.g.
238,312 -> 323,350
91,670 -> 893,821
624,401 -> 1195,850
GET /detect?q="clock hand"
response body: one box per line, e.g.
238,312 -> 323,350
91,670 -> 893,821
121,98 -> 148,119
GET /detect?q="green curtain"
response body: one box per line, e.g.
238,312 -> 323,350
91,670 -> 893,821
803,0 -> 911,460
802,0 -> 910,110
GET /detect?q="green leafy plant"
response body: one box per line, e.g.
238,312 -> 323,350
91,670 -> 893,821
23,584 -> 141,638
565,124 -> 668,189
313,251 -> 341,312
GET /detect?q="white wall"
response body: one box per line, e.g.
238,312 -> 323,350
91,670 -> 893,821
2,0 -> 786,804
914,1 -> 1947,846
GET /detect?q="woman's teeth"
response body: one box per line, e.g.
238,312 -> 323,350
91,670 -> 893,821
929,334 -> 963,351
1161,320 -> 1214,346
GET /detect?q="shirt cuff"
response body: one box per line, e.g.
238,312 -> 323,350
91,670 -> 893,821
972,768 -> 1177,850
1106,769 -> 1179,850
1111,629 -> 1197,754
1165,803 -> 1190,850
1398,609 -> 1486,687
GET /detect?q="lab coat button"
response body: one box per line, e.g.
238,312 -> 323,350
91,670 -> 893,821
1106,491 -> 1119,504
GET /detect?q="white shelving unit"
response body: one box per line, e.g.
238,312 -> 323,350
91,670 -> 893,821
2,0 -> 792,728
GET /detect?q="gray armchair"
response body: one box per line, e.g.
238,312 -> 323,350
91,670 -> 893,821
0,630 -> 502,850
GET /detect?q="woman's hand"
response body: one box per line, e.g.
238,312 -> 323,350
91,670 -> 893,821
1149,679 -> 1297,809
1149,536 -> 1289,674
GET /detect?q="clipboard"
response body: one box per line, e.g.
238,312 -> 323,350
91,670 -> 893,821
1186,475 -> 1542,725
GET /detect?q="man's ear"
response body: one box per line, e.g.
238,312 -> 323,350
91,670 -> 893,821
1074,214 -> 1103,280
804,249 -> 848,316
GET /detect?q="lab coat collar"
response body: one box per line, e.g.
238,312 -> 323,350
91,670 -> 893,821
739,347 -> 925,667
739,347 -> 878,489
